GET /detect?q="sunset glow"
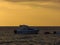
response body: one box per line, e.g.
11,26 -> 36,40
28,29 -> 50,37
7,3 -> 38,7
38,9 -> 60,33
0,0 -> 60,26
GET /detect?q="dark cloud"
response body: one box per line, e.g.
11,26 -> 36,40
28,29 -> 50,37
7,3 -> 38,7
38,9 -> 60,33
5,0 -> 36,2
4,0 -> 60,3
22,3 -> 60,9
4,0 -> 58,2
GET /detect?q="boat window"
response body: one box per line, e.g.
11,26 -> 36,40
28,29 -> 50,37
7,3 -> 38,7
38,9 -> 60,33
14,30 -> 17,34
44,32 -> 50,34
53,31 -> 56,34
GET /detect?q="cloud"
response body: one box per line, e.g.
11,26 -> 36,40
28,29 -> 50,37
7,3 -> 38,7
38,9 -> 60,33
5,0 -> 54,2
4,0 -> 60,2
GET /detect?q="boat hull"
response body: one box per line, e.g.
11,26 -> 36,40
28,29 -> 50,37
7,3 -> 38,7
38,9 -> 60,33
14,30 -> 39,34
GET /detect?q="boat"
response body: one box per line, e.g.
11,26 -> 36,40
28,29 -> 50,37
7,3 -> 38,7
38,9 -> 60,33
14,25 -> 39,34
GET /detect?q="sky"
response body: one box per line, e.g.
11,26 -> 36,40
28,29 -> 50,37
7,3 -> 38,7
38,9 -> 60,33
0,0 -> 60,26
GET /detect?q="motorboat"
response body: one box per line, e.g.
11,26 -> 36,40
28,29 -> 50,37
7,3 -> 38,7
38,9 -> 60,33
14,25 -> 39,34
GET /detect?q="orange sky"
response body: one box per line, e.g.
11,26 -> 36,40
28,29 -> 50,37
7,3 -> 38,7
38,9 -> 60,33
0,1 -> 60,26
